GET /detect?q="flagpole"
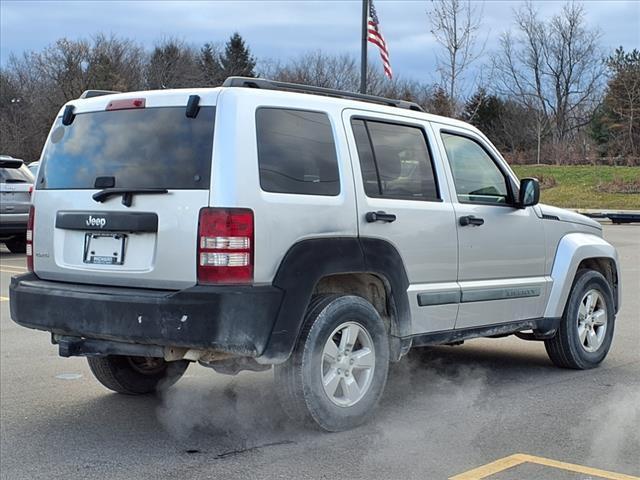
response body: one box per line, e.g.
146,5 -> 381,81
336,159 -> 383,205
360,0 -> 368,94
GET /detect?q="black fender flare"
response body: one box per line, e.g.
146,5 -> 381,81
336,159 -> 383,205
259,237 -> 410,363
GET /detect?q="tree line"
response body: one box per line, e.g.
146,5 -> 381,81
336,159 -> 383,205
1,1 -> 638,166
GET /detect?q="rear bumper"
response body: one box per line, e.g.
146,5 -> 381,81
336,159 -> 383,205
9,273 -> 283,358
0,215 -> 28,236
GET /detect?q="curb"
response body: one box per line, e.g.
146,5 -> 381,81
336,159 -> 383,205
573,209 -> 640,224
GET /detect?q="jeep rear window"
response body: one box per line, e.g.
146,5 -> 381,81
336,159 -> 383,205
39,106 -> 215,190
256,108 -> 340,196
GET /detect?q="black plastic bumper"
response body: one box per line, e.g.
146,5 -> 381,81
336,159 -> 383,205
0,222 -> 27,236
10,273 -> 283,357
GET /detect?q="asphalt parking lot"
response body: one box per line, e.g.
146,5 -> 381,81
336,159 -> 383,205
1,224 -> 638,480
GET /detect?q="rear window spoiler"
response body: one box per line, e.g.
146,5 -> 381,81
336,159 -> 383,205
79,90 -> 121,99
0,157 -> 23,168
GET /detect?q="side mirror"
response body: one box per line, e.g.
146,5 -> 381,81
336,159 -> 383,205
518,177 -> 540,208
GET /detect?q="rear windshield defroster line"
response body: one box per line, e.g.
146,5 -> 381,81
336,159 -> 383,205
39,106 -> 215,190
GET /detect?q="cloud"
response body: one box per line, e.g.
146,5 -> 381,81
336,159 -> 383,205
1,0 -> 638,83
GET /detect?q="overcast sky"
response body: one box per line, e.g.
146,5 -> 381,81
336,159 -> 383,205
1,0 -> 639,84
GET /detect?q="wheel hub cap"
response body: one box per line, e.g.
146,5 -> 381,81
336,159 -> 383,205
577,289 -> 607,353
321,322 -> 375,407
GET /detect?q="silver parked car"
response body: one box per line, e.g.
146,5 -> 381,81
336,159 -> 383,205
27,161 -> 40,178
9,79 -> 621,431
1,155 -> 34,253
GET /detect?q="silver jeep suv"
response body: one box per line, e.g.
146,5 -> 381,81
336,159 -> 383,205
10,78 -> 620,431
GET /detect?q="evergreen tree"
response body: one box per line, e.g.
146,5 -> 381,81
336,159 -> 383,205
430,87 -> 452,117
592,47 -> 640,161
464,88 -> 503,132
220,32 -> 256,78
198,43 -> 223,86
463,88 -> 538,152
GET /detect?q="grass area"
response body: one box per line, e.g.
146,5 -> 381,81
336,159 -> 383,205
511,165 -> 640,210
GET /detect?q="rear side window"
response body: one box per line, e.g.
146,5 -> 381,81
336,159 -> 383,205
39,106 -> 215,190
256,108 -> 340,196
351,119 -> 439,201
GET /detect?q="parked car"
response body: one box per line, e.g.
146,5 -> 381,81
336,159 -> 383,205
9,79 -> 620,431
1,155 -> 33,253
28,161 -> 40,178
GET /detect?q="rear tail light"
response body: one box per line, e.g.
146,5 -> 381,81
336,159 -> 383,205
26,206 -> 34,272
197,208 -> 254,284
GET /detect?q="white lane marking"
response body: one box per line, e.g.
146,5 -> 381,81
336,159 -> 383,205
56,373 -> 83,380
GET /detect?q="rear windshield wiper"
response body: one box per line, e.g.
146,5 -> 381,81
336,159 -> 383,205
4,179 -> 28,183
92,187 -> 169,207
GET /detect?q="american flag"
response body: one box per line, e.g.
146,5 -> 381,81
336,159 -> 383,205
367,0 -> 393,79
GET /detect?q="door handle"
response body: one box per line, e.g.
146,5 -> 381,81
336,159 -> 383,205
459,215 -> 484,227
366,211 -> 397,223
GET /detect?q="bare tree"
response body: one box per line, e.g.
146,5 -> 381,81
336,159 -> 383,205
198,42 -> 224,86
87,34 -> 145,92
145,38 -> 199,89
266,51 -> 436,111
0,35 -> 145,160
428,0 -> 485,116
32,38 -> 91,104
0,40 -> 92,161
267,51 -> 360,91
495,1 -> 605,163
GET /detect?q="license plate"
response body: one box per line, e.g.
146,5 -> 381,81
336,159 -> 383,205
83,233 -> 126,265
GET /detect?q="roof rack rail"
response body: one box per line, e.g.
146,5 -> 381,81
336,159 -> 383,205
222,77 -> 425,112
79,90 -> 120,99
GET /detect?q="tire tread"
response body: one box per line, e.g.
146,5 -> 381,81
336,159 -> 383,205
544,269 -> 614,370
87,356 -> 188,395
87,356 -> 133,394
274,295 -> 339,426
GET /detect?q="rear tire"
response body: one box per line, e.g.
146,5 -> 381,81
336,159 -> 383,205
87,355 -> 189,395
5,235 -> 26,254
274,295 -> 389,431
544,270 -> 615,369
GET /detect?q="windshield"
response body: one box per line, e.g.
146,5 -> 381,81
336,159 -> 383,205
39,106 -> 215,190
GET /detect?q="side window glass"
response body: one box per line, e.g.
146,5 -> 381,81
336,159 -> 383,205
256,108 -> 340,196
351,119 -> 439,201
351,119 -> 380,197
441,132 -> 510,204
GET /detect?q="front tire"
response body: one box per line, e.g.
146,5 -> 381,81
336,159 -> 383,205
87,355 -> 189,395
274,295 -> 390,431
545,270 -> 615,369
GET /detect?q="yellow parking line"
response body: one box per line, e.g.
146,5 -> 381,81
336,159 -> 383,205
450,454 -> 525,479
450,453 -> 640,480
